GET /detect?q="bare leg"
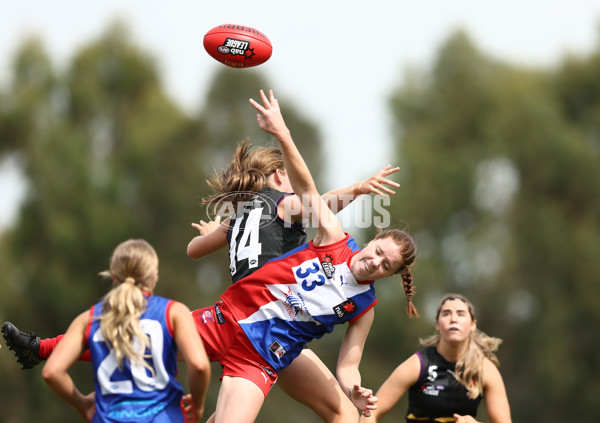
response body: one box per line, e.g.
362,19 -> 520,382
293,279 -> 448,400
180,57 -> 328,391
214,376 -> 265,423
277,349 -> 358,422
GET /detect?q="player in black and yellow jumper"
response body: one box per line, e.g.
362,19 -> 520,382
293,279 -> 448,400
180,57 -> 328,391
361,293 -> 512,423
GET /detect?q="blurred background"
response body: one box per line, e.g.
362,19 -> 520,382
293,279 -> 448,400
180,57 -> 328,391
1,1 -> 600,422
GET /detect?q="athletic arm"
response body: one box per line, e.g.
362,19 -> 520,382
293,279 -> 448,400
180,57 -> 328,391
187,216 -> 229,259
322,165 -> 400,213
170,301 -> 211,422
250,90 -> 344,244
42,311 -> 96,422
480,358 -> 512,423
336,307 -> 377,416
282,164 -> 401,224
360,353 -> 421,422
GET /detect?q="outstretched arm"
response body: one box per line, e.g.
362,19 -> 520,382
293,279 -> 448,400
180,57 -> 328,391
187,216 -> 229,259
281,164 -> 400,224
250,90 -> 344,245
322,164 -> 400,214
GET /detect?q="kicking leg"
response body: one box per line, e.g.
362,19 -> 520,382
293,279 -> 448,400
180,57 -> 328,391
2,322 -> 42,369
2,322 -> 91,370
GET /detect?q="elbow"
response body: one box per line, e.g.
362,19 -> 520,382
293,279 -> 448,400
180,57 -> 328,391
186,247 -> 196,259
190,355 -> 211,377
186,242 -> 199,259
41,364 -> 56,386
197,360 -> 211,377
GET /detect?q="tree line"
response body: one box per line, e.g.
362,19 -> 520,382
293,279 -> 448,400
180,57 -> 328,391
1,21 -> 599,422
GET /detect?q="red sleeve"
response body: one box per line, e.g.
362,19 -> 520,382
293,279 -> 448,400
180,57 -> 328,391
83,305 -> 95,348
165,300 -> 176,337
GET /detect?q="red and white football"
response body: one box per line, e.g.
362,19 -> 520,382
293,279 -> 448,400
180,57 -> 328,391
203,24 -> 272,68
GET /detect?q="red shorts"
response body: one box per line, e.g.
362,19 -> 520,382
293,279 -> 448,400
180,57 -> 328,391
192,301 -> 278,397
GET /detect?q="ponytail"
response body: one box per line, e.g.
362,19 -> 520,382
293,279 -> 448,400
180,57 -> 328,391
98,239 -> 159,374
100,277 -> 152,373
202,138 -> 284,211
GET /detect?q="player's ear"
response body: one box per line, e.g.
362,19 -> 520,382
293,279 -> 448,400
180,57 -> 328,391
274,168 -> 287,185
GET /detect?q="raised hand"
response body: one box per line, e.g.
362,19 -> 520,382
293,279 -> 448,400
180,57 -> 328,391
356,164 -> 401,197
191,215 -> 222,236
249,89 -> 290,140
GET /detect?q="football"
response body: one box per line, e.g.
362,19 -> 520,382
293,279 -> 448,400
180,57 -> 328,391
203,24 -> 272,68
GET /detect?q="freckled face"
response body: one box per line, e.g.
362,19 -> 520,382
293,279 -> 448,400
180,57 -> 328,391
350,237 -> 404,281
435,300 -> 476,344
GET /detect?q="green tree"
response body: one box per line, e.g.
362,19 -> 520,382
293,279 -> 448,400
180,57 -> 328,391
0,19 -> 331,423
0,20 -> 201,422
381,30 -> 600,421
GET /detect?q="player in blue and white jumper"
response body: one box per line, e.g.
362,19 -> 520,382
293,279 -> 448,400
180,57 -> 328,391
41,239 -> 211,422
189,90 -> 419,423
187,138 -> 402,422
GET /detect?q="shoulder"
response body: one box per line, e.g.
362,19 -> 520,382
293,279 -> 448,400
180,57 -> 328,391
482,356 -> 505,389
74,309 -> 92,325
405,352 -> 422,372
483,356 -> 499,370
168,300 -> 192,317
389,352 -> 422,386
313,232 -> 353,249
166,301 -> 194,330
68,309 -> 93,337
420,345 -> 437,360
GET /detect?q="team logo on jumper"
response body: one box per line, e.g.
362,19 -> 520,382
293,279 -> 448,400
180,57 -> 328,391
269,341 -> 287,359
333,299 -> 357,318
321,255 -> 335,279
282,288 -> 304,318
421,384 -> 445,396
217,38 -> 256,60
200,310 -> 214,325
205,191 -> 278,230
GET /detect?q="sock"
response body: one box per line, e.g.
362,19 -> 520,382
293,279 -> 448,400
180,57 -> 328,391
38,335 -> 91,361
38,335 -> 64,359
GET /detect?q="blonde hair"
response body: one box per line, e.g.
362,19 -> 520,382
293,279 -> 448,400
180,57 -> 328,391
98,239 -> 159,373
419,293 -> 502,399
202,138 -> 285,211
